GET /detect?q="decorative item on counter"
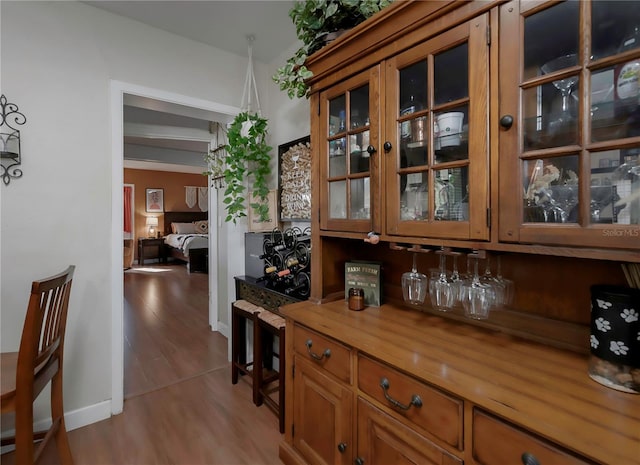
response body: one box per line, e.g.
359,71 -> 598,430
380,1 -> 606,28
345,261 -> 382,306
364,231 -> 380,244
589,285 -> 640,393
348,287 -> 365,311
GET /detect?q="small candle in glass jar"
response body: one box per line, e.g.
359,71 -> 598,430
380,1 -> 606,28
348,287 -> 365,311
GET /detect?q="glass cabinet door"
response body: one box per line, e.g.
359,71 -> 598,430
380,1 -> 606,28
499,0 -> 640,250
385,14 -> 490,240
320,67 -> 380,233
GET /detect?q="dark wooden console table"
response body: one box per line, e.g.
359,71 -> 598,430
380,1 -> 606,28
234,276 -> 301,315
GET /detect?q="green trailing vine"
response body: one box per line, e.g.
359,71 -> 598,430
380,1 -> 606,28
221,111 -> 272,224
273,0 -> 393,99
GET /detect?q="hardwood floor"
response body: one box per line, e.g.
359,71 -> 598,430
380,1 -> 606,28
3,264 -> 283,465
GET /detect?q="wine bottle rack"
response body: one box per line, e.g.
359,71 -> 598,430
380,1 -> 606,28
258,227 -> 311,299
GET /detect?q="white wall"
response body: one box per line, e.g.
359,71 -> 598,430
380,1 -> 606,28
0,0 -> 307,430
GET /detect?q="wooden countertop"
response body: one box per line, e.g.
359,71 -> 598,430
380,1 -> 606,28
281,300 -> 640,465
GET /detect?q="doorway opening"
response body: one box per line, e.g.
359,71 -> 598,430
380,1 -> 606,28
111,80 -> 239,414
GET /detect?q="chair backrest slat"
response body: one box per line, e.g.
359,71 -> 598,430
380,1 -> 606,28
18,266 -> 75,383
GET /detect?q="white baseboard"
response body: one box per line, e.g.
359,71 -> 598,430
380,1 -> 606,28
0,400 -> 112,454
65,399 -> 112,431
217,321 -> 229,339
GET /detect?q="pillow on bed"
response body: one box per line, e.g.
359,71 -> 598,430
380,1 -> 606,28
193,220 -> 208,234
172,222 -> 197,234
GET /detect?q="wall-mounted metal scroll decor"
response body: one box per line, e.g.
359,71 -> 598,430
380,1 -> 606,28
1,94 -> 27,185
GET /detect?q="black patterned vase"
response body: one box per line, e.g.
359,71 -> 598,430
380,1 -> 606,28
589,285 -> 640,393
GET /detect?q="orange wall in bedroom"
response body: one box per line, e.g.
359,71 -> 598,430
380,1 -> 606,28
124,168 -> 208,242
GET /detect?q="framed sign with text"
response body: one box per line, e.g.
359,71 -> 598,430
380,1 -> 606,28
278,136 -> 311,221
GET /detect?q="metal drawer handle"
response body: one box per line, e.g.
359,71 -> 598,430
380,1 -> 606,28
521,453 -> 540,465
306,339 -> 331,361
379,378 -> 422,410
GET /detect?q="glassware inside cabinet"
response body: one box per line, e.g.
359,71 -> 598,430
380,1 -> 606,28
434,167 -> 468,222
350,178 -> 370,220
590,150 -> 640,225
329,95 -> 346,136
329,137 -> 347,177
400,172 -> 428,221
522,2 -> 580,151
329,181 -> 347,219
523,156 -> 580,223
399,61 -> 427,143
350,85 -> 370,130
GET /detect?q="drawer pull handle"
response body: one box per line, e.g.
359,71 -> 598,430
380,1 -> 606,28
355,458 -> 365,465
305,339 -> 331,360
337,442 -> 347,453
379,378 -> 422,410
521,453 -> 540,465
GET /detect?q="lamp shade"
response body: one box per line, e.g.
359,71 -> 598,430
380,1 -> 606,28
146,217 -> 159,226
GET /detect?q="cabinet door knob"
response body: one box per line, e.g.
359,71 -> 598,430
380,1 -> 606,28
521,452 -> 540,465
337,442 -> 347,453
355,458 -> 365,465
383,141 -> 392,153
500,114 -> 514,129
366,145 -> 376,155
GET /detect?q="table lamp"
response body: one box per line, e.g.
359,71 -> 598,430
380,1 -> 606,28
146,216 -> 159,238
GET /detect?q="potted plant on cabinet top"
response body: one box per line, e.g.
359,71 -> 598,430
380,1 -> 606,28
273,0 -> 393,99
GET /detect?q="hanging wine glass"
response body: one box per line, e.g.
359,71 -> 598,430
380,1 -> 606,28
461,253 -> 496,320
450,252 -> 463,304
494,255 -> 514,307
541,53 -> 578,132
429,250 -> 454,311
402,252 -> 427,305
480,254 -> 505,308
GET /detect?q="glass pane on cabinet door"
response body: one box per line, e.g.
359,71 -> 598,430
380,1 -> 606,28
434,106 -> 468,163
590,149 -> 640,225
523,2 -> 579,81
350,178 -> 370,220
434,167 -> 469,221
329,95 -> 346,136
592,2 -> 640,61
350,85 -> 370,129
434,43 -> 469,106
349,134 -> 370,174
522,156 -> 580,223
523,79 -> 580,150
400,172 -> 428,221
329,181 -> 347,219
399,61 -> 427,140
329,137 -> 347,177
589,68 -> 616,141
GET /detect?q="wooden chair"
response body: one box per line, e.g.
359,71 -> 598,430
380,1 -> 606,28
1,265 -> 76,465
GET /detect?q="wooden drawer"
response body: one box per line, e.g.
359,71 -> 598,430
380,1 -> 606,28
473,409 -> 593,465
357,355 -> 463,450
293,324 -> 352,384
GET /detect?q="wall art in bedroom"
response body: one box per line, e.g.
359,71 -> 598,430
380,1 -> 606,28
146,188 -> 164,213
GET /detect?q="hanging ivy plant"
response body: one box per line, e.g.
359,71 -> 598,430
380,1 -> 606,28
222,111 -> 272,224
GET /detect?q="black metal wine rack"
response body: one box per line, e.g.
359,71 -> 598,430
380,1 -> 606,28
257,227 -> 311,299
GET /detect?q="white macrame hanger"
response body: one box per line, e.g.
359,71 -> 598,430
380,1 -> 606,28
240,35 -> 261,115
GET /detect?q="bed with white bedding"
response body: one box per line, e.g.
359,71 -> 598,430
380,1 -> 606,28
163,211 -> 208,273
